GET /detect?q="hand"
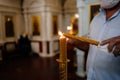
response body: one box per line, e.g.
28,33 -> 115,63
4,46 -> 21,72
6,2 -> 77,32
100,36 -> 120,57
67,38 -> 75,50
67,38 -> 75,45
67,38 -> 80,46
67,38 -> 89,52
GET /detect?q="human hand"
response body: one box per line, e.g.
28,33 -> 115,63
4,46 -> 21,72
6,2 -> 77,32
67,38 -> 76,50
100,36 -> 120,57
67,38 -> 75,45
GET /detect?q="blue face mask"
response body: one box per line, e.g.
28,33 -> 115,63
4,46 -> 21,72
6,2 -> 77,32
100,0 -> 120,9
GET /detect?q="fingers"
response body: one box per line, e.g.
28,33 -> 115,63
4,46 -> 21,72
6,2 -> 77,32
107,41 -> 116,52
100,37 -> 113,45
100,36 -> 120,57
112,44 -> 120,57
100,36 -> 120,45
100,39 -> 114,52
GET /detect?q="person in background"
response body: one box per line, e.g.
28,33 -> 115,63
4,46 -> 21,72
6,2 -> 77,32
67,0 -> 120,80
24,34 -> 32,54
17,34 -> 31,56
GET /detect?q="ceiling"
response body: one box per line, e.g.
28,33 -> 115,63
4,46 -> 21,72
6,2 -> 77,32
21,0 -> 67,7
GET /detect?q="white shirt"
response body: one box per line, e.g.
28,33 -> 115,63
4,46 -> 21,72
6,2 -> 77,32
87,8 -> 120,80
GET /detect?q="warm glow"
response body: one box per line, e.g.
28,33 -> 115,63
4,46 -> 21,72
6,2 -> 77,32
58,31 -> 66,38
75,13 -> 79,18
67,26 -> 72,31
7,18 -> 11,21
58,31 -> 64,38
58,31 -> 63,36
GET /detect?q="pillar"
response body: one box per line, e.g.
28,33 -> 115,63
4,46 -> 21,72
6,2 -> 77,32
76,0 -> 86,77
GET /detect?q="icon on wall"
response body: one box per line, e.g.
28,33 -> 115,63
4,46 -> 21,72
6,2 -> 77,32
32,16 -> 40,36
52,15 -> 58,35
5,16 -> 15,37
89,4 -> 100,23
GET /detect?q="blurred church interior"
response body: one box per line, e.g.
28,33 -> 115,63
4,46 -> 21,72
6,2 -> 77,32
0,0 -> 99,80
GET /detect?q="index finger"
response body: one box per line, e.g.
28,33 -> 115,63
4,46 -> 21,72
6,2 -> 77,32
100,39 -> 110,46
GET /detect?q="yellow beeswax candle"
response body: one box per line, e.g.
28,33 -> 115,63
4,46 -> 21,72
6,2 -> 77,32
63,33 -> 99,46
59,34 -> 67,61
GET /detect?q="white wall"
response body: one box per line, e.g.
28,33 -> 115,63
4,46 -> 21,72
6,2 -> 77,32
64,0 -> 78,33
23,0 -> 62,57
0,0 -> 23,42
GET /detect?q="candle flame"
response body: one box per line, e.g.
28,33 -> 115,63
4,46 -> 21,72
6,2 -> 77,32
58,31 -> 63,36
67,26 -> 72,31
58,31 -> 66,38
75,13 -> 79,18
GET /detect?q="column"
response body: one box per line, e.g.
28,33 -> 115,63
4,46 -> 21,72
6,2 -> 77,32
76,0 -> 86,77
76,49 -> 86,77
77,0 -> 85,36
24,12 -> 29,34
15,13 -> 23,37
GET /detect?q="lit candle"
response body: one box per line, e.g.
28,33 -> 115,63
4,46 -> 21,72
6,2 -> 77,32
59,31 -> 67,61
